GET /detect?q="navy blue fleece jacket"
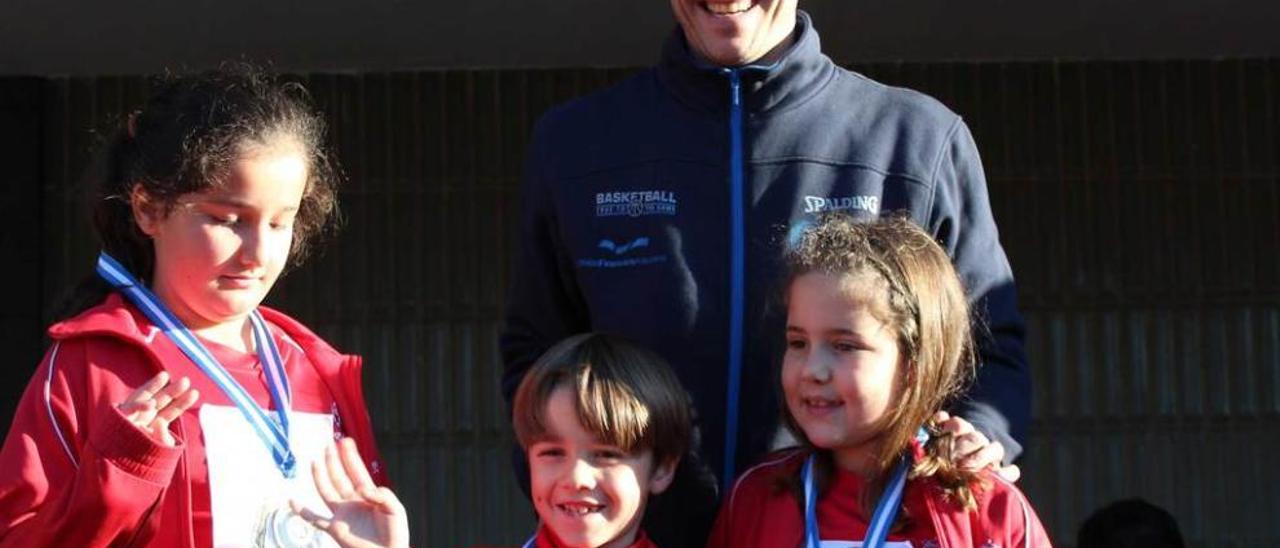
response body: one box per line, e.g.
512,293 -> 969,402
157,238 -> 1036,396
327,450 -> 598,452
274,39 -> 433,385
500,11 -> 1030,488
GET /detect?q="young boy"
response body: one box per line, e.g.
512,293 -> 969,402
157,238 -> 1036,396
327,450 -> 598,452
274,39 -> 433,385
294,333 -> 691,548
511,333 -> 689,547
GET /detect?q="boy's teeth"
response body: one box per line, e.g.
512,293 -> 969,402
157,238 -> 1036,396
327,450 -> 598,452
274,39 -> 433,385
559,503 -> 602,515
706,1 -> 753,15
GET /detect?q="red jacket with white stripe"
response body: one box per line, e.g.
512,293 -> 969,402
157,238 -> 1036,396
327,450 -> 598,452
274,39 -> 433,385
0,294 -> 387,547
707,449 -> 1052,548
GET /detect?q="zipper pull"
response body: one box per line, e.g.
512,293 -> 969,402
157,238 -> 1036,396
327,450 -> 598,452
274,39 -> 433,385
725,68 -> 742,107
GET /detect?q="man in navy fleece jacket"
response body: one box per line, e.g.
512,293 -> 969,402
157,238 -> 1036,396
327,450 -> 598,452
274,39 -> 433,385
501,0 -> 1030,534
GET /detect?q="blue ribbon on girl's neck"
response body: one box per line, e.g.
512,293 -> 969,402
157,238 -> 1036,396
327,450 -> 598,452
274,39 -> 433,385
802,427 -> 930,548
96,251 -> 297,478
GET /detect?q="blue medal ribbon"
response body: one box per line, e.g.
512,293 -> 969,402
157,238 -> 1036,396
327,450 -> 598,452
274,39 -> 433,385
97,251 -> 297,478
802,428 -> 930,548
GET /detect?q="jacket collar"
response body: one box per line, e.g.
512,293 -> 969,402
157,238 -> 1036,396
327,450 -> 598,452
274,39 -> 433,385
535,524 -> 655,548
656,10 -> 836,114
48,293 -> 348,378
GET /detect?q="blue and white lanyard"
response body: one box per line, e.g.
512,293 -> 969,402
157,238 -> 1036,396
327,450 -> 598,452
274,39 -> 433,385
97,251 -> 297,478
802,429 -> 929,548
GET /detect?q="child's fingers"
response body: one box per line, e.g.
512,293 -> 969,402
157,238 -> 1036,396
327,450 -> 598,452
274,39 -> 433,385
952,428 -> 991,460
118,397 -> 156,417
337,438 -> 376,494
996,463 -> 1022,483
123,398 -> 160,426
960,440 -> 1005,472
155,387 -> 200,424
368,486 -> 406,517
935,414 -> 975,437
311,452 -> 342,504
120,372 -> 170,407
289,499 -> 334,533
149,421 -> 176,447
325,442 -> 356,497
151,376 -> 191,411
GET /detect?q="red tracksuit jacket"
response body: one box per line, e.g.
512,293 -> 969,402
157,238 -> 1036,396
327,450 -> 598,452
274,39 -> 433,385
528,524 -> 656,548
0,294 -> 387,547
708,449 -> 1052,548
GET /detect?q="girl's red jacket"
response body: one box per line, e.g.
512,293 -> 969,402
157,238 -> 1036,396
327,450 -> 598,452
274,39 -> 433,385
0,294 -> 387,547
708,449 -> 1052,548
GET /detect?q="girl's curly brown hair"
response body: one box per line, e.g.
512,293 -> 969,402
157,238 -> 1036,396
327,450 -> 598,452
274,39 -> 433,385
57,62 -> 340,319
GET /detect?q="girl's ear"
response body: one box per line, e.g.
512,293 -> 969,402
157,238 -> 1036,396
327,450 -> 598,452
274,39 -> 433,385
130,184 -> 162,236
647,456 -> 680,495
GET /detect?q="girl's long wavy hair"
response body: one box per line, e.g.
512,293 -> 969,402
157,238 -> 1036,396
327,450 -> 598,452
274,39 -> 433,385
780,214 -> 983,526
54,62 -> 340,320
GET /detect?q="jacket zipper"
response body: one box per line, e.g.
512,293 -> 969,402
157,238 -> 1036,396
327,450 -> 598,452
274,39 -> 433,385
721,67 -> 746,491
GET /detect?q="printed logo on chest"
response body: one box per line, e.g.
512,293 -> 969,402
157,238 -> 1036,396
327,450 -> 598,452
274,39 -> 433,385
577,235 -> 667,269
595,190 -> 677,218
803,194 -> 880,215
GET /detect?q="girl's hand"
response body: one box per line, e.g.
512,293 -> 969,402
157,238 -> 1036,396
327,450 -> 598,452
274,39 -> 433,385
117,371 -> 199,447
291,438 -> 409,548
932,411 -> 1021,482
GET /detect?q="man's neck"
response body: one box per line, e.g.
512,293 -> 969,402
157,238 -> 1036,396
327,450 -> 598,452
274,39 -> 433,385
753,30 -> 796,66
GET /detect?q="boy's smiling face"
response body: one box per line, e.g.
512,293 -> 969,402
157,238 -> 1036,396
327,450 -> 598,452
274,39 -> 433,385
527,385 -> 676,548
